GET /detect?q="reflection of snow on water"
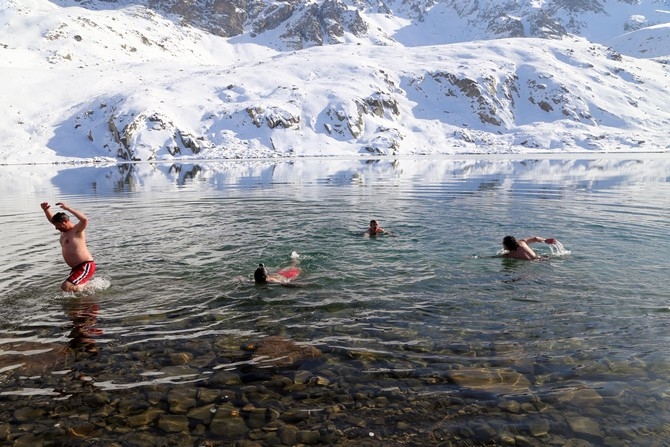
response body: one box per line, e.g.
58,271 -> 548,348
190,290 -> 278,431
4,156 -> 668,198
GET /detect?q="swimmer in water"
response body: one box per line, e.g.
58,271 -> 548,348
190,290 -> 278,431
254,263 -> 302,284
364,220 -> 387,237
498,235 -> 557,260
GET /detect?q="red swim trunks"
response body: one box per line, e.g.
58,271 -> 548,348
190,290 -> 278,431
276,266 -> 301,280
67,261 -> 96,286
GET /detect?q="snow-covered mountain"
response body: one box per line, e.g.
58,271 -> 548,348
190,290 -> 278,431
115,0 -> 670,50
1,0 -> 668,163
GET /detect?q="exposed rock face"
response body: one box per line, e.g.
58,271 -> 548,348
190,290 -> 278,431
277,0 -> 369,49
526,10 -> 569,39
486,15 -> 526,38
441,0 -> 602,39
145,0 -> 368,48
73,0 -> 668,50
147,0 -> 248,37
246,105 -> 301,129
108,112 -> 204,160
321,91 -> 401,153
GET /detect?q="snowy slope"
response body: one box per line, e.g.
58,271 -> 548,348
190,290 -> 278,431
610,21 -> 670,57
0,0 -> 668,164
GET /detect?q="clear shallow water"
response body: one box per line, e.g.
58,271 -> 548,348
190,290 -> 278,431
1,156 -> 670,446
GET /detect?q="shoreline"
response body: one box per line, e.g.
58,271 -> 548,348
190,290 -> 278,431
1,150 -> 669,168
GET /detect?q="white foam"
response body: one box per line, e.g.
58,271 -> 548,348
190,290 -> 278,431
82,276 -> 112,294
548,240 -> 571,257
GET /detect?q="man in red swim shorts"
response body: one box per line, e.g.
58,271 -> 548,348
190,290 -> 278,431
40,201 -> 96,292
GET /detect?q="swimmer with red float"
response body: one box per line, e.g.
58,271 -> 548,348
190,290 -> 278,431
254,263 -> 302,284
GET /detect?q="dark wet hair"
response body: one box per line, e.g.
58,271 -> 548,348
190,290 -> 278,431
254,263 -> 268,284
502,235 -> 519,251
51,212 -> 69,224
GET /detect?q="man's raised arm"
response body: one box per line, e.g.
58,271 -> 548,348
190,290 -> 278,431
40,202 -> 54,223
519,236 -> 555,245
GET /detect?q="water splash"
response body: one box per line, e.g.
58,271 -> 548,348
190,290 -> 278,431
547,240 -> 571,257
494,241 -> 570,258
291,251 -> 300,260
81,276 -> 112,294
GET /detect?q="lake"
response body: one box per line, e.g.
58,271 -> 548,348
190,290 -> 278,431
1,155 -> 669,446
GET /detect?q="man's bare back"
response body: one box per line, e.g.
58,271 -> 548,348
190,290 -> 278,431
500,236 -> 557,260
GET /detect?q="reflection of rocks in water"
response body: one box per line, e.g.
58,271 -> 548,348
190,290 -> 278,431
0,341 -> 68,377
241,336 -> 321,368
168,164 -> 203,185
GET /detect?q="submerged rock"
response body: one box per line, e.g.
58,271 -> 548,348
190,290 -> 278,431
448,367 -> 531,395
242,336 -> 321,368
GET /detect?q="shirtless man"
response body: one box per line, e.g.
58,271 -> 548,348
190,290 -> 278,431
364,220 -> 386,237
41,202 -> 96,292
500,235 -> 557,260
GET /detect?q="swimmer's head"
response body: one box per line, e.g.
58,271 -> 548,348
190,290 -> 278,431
254,263 -> 268,284
51,212 -> 69,224
51,212 -> 71,232
502,235 -> 518,251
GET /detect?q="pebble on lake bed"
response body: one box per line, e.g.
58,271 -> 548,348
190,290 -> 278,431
240,336 -> 321,368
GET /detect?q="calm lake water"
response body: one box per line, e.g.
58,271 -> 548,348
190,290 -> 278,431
1,156 -> 670,446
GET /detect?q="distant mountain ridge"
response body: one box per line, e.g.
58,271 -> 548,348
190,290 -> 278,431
61,0 -> 670,54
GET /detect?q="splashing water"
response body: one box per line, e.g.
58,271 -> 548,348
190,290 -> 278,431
547,239 -> 571,256
493,240 -> 570,258
81,276 -> 112,294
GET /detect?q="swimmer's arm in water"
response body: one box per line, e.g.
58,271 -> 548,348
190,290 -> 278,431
364,229 -> 397,237
490,252 -> 513,259
518,236 -> 556,245
266,274 -> 284,283
261,274 -> 306,287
